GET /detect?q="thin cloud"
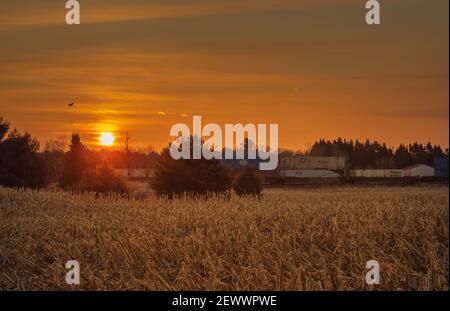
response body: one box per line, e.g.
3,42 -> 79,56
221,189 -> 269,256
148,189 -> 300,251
0,0 -> 356,30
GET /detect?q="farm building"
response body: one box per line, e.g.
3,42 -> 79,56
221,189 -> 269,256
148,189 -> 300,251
402,164 -> 434,177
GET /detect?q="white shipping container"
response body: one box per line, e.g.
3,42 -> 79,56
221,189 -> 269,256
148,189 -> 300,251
281,170 -> 341,178
350,170 -> 376,177
113,168 -> 154,178
384,170 -> 404,178
350,169 -> 404,178
281,156 -> 346,171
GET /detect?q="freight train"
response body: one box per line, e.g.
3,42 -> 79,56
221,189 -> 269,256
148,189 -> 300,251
222,156 -> 449,185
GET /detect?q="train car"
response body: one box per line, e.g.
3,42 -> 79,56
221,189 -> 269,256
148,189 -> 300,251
350,169 -> 404,178
113,168 -> 154,179
281,170 -> 341,178
434,157 -> 449,177
280,156 -> 346,171
385,169 -> 405,178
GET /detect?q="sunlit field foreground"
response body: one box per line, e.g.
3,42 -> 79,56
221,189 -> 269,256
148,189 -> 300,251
0,186 -> 448,291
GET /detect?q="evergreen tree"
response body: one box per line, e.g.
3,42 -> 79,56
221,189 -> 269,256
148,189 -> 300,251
0,116 -> 44,188
61,134 -> 88,187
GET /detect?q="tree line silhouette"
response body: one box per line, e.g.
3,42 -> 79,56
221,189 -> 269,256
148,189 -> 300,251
307,138 -> 448,169
1,115 -> 448,193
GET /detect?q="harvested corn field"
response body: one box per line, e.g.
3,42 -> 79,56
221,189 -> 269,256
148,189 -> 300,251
0,186 -> 448,291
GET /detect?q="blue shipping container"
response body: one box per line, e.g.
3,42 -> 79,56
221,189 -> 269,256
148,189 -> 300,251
222,158 -> 261,170
435,170 -> 449,177
434,157 -> 449,170
434,157 -> 449,177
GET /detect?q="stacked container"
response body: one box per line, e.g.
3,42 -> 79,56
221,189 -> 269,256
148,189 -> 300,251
434,157 -> 449,177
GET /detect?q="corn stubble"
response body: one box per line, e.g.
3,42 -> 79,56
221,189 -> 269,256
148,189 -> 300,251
0,186 -> 448,291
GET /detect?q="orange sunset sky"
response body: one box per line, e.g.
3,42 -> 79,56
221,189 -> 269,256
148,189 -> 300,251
0,0 -> 448,150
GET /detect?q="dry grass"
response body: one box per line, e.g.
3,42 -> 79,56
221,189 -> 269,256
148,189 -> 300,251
0,186 -> 448,291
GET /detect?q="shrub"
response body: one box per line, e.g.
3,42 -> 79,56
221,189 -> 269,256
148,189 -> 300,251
73,163 -> 128,194
233,167 -> 263,197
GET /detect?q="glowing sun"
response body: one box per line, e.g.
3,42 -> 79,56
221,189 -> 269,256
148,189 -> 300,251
99,132 -> 114,146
